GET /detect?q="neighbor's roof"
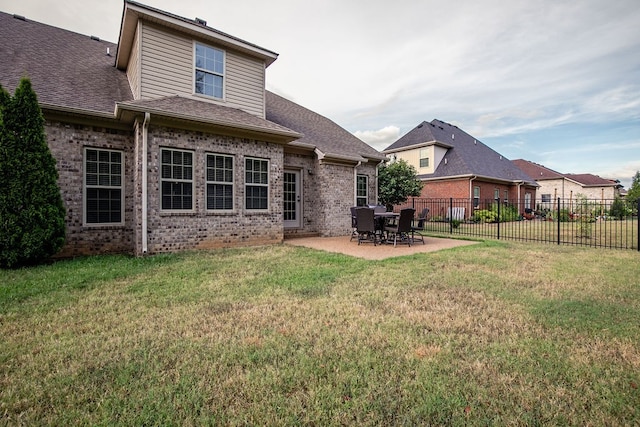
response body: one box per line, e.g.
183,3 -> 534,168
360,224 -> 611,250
512,159 -> 564,180
266,91 -> 386,163
0,11 -> 133,115
385,119 -> 537,185
564,174 -> 618,187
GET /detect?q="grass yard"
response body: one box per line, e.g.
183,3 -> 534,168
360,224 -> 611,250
1,241 -> 639,425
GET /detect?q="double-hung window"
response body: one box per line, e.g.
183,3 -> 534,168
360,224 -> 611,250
356,175 -> 368,206
161,149 -> 193,211
473,186 -> 480,208
194,43 -> 224,99
206,153 -> 233,210
419,148 -> 429,168
245,158 -> 268,210
84,148 -> 123,225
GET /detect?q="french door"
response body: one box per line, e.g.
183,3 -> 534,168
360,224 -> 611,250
283,169 -> 301,228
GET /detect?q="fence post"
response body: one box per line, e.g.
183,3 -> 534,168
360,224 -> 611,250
557,197 -> 561,245
497,198 -> 501,240
637,198 -> 640,252
449,197 -> 453,234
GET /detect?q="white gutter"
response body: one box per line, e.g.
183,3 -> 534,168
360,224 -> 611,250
142,112 -> 150,254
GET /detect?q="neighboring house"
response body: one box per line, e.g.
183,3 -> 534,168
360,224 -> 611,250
0,1 -> 385,257
512,159 -> 622,208
383,119 -> 538,216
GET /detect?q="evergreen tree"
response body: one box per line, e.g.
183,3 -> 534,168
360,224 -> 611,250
377,159 -> 423,209
0,78 -> 66,268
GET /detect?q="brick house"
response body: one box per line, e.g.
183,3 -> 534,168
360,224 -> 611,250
383,119 -> 538,216
0,1 -> 385,257
512,159 -> 622,208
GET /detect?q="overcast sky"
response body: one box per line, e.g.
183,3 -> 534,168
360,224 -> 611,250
2,0 -> 639,188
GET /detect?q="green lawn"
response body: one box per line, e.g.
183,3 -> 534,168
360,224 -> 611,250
1,241 -> 639,425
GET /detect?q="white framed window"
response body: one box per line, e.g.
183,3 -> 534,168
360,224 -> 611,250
84,148 -> 124,225
494,189 -> 500,201
206,153 -> 234,211
504,190 -> 508,204
524,193 -> 532,210
473,186 -> 480,208
194,42 -> 224,99
356,175 -> 368,206
161,148 -> 193,211
245,157 -> 269,210
541,194 -> 551,203
419,148 -> 429,168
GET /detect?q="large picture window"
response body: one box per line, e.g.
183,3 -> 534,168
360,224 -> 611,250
245,158 -> 268,210
206,153 -> 234,210
356,175 -> 368,206
85,148 -> 123,225
161,149 -> 193,211
194,43 -> 224,99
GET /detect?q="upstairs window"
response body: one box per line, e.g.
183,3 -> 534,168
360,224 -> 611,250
419,148 -> 429,168
195,43 -> 224,99
356,175 -> 368,206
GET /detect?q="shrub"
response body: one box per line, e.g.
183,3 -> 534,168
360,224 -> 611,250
0,78 -> 66,268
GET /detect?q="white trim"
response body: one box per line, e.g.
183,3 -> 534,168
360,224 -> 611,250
82,147 -> 125,227
160,147 -> 195,213
193,41 -> 226,101
244,156 -> 270,212
205,152 -> 235,212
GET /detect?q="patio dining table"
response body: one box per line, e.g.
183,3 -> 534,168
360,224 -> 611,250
373,211 -> 399,240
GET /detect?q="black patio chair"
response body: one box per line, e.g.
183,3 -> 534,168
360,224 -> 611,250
355,207 -> 379,245
384,208 -> 415,247
350,206 -> 358,241
411,207 -> 429,244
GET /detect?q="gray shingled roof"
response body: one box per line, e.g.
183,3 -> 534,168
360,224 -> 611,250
117,96 -> 300,139
266,91 -> 385,163
0,11 -> 133,114
1,9 -> 382,160
385,119 -> 537,185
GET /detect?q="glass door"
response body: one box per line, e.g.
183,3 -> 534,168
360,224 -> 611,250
284,169 -> 301,228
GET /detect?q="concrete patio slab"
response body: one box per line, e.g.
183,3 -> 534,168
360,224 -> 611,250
284,235 -> 479,260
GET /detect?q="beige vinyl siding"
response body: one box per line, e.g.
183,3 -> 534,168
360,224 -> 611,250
226,52 -> 265,117
126,23 -> 141,99
139,24 -> 192,99
138,23 -> 266,117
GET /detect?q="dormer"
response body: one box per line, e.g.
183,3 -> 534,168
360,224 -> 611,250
115,0 -> 278,118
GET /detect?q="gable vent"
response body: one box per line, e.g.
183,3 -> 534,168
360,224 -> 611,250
195,17 -> 207,26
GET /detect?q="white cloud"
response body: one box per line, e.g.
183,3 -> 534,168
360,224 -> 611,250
353,126 -> 401,151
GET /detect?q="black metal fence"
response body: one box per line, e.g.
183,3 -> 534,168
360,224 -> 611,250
401,197 -> 640,251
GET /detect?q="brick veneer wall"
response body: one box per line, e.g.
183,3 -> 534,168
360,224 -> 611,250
46,120 -> 135,257
141,125 -> 284,255
283,152 -> 318,237
315,161 -> 378,237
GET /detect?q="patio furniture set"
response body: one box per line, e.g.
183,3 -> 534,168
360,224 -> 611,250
350,206 -> 429,247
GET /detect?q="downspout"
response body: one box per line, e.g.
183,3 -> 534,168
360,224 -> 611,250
142,112 -> 150,254
516,180 -> 524,214
375,159 -> 385,204
469,175 -> 477,212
